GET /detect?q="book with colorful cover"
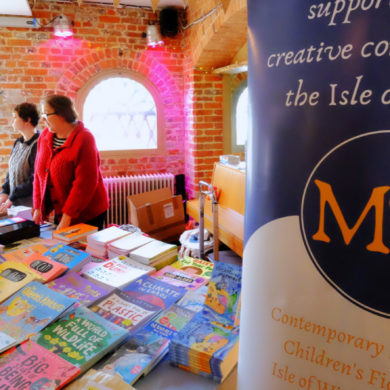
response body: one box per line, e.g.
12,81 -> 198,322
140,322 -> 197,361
94,329 -> 169,386
32,306 -> 128,371
89,289 -> 162,334
121,275 -> 186,310
21,253 -> 68,282
0,216 -> 26,227
47,272 -> 111,306
44,243 -> 91,272
2,243 -> 50,262
202,262 -> 242,328
169,311 -> 240,382
151,265 -> 209,291
177,284 -> 208,313
65,368 -> 136,390
0,281 -> 76,353
0,261 -> 43,303
143,304 -> 196,340
171,256 -> 214,278
82,256 -> 155,290
0,340 -> 81,389
52,223 -> 98,243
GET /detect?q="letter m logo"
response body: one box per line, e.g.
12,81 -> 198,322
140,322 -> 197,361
312,180 -> 390,254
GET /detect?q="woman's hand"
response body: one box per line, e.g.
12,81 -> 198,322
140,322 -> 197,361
32,209 -> 41,224
56,213 -> 72,231
0,198 -> 12,214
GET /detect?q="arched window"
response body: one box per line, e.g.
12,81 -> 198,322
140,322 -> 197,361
232,80 -> 249,152
77,70 -> 164,156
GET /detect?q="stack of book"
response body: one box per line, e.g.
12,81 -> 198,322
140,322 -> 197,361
129,239 -> 178,270
169,262 -> 242,383
151,265 -> 209,291
86,226 -> 131,257
31,306 -> 128,375
43,243 -> 91,272
107,232 -> 154,259
81,256 -> 155,290
0,281 -> 76,353
47,272 -> 111,306
52,223 -> 98,243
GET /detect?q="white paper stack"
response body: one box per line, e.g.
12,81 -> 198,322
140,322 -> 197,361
107,232 -> 154,259
86,226 -> 131,258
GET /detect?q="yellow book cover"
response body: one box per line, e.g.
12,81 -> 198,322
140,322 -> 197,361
52,223 -> 98,243
0,262 -> 43,303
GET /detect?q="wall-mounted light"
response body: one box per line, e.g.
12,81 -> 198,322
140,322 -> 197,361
146,22 -> 164,48
53,14 -> 73,38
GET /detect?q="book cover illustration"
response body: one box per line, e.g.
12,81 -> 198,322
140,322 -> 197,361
151,265 -> 208,291
121,275 -> 186,310
95,329 -> 169,386
202,262 -> 242,327
22,253 -> 68,282
0,261 -> 42,303
171,256 -> 214,278
32,306 -> 128,369
144,304 -> 196,340
0,281 -> 76,349
2,243 -> 50,262
44,243 -> 90,272
53,223 -> 98,243
89,289 -> 162,334
82,257 -> 154,289
0,340 -> 81,389
48,272 -> 111,306
177,284 -> 208,313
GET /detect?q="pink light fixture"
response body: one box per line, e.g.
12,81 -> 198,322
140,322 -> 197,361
53,14 -> 73,38
146,23 -> 164,48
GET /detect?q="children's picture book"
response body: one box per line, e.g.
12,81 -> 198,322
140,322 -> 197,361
171,256 -> 214,278
44,243 -> 91,272
0,261 -> 43,303
169,312 -> 240,383
144,304 -> 196,340
0,216 -> 26,227
65,368 -> 136,390
202,262 -> 242,328
0,280 -> 76,353
2,243 -> 50,262
0,340 -> 81,389
52,223 -> 98,243
94,330 -> 169,386
82,256 -> 155,290
48,272 -> 111,306
177,284 -> 208,313
151,265 -> 209,291
21,253 -> 68,282
121,274 -> 186,310
32,306 -> 128,371
89,289 -> 162,334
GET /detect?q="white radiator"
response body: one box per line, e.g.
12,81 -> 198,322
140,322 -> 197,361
103,173 -> 175,226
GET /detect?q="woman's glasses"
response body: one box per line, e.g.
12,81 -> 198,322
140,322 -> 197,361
41,112 -> 57,120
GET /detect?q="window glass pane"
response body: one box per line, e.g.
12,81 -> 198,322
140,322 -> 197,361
235,86 -> 248,146
83,77 -> 157,151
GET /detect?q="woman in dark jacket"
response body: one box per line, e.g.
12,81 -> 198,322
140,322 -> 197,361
0,103 -> 40,213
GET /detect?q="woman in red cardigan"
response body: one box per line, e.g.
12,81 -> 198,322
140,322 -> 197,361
32,95 -> 108,230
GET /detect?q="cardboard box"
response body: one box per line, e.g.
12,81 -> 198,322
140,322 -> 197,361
127,187 -> 185,242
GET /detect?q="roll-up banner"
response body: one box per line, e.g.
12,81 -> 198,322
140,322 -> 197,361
239,1 -> 390,389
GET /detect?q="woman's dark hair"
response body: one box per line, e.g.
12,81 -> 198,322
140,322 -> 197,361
43,94 -> 78,123
14,103 -> 39,127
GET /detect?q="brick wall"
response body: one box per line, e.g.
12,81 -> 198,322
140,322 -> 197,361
0,2 -> 186,184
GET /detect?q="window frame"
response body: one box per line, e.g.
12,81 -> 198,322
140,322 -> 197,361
231,79 -> 248,153
76,69 -> 166,158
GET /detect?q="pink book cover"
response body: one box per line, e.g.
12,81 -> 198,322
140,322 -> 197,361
23,253 -> 69,283
151,266 -> 208,291
0,340 -> 81,389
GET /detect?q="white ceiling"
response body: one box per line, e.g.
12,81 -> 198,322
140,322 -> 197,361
0,0 -> 33,16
